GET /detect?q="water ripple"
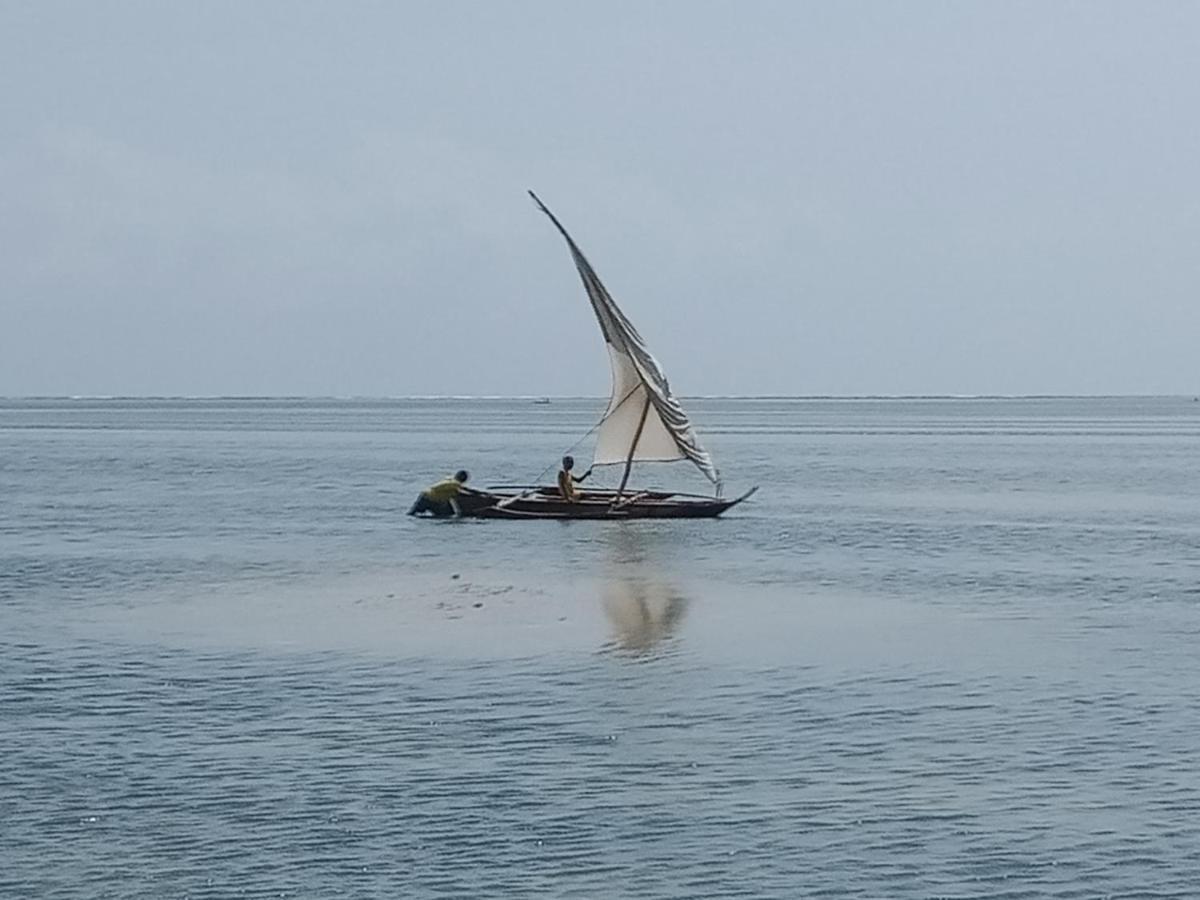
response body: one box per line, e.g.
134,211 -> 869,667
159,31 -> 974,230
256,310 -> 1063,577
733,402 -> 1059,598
3,636 -> 1199,898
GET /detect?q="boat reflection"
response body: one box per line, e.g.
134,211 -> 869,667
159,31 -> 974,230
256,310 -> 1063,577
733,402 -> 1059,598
601,577 -> 689,655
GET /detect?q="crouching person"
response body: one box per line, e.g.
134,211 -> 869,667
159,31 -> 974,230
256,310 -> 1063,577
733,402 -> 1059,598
408,469 -> 471,517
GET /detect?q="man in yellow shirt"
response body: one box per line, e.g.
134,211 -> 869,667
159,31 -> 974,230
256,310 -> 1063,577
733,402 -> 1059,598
556,455 -> 592,503
408,469 -> 471,517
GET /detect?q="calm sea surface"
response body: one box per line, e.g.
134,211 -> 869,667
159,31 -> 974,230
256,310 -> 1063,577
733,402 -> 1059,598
3,397 -> 1200,898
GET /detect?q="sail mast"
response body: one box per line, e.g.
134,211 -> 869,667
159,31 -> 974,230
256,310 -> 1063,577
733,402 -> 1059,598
616,396 -> 652,498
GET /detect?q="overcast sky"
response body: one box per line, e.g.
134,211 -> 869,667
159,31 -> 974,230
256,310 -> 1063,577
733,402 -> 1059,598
2,2 -> 1197,397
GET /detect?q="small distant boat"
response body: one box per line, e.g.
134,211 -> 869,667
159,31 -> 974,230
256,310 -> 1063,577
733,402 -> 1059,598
532,397 -> 552,405
458,192 -> 756,520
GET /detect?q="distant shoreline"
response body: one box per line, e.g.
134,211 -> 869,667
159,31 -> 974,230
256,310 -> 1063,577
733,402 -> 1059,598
2,394 -> 1196,402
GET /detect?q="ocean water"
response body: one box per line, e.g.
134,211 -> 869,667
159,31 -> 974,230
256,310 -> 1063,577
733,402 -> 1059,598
3,396 -> 1200,898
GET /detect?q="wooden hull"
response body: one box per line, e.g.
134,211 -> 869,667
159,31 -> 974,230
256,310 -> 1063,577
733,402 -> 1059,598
455,486 -> 756,520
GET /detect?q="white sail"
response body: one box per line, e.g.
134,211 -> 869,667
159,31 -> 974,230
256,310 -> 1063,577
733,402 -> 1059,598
530,192 -> 721,489
593,347 -> 685,464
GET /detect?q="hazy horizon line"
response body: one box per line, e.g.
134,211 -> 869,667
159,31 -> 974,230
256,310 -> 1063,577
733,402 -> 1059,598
4,393 -> 1198,402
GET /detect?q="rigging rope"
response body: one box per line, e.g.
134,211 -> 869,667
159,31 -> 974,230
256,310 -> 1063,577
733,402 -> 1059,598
497,385 -> 642,505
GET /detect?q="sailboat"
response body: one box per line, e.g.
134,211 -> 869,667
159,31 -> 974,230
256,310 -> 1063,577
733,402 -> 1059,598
456,192 -> 757,520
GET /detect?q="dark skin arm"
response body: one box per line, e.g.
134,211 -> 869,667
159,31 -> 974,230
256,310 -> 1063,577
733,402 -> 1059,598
573,467 -> 593,483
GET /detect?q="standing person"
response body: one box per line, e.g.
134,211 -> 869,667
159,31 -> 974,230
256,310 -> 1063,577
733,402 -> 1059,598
408,470 -> 471,517
556,455 -> 592,503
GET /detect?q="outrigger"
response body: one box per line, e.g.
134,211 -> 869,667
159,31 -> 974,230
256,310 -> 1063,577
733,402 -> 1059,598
456,192 -> 757,520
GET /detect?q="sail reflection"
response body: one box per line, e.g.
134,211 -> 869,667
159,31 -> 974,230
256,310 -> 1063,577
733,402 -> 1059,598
601,577 -> 689,655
